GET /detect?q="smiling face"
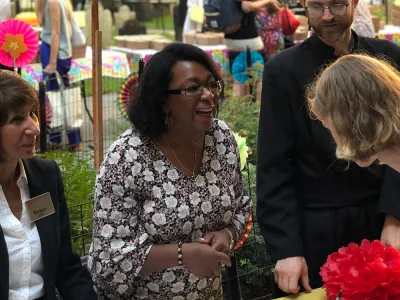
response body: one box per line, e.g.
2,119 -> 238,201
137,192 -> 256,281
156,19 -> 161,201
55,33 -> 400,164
166,61 -> 221,133
0,105 -> 40,163
305,0 -> 357,45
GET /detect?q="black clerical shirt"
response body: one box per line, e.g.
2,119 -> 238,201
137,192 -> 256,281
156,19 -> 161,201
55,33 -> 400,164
257,31 -> 400,263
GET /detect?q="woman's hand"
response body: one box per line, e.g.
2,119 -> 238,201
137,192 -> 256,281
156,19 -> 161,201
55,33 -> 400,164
43,63 -> 57,74
183,243 -> 231,279
199,229 -> 232,255
267,0 -> 281,14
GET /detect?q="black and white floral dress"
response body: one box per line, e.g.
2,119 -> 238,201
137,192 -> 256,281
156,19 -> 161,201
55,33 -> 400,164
88,119 -> 250,300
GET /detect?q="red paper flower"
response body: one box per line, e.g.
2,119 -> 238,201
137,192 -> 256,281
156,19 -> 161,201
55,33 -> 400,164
320,240 -> 400,300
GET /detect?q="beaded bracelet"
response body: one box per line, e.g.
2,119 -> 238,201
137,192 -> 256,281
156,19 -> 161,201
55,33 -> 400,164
178,241 -> 183,265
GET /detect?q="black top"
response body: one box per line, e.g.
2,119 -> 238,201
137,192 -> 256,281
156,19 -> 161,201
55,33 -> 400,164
225,2 -> 259,40
0,157 -> 97,300
256,32 -> 400,261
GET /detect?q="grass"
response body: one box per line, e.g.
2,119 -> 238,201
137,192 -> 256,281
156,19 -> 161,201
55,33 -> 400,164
144,15 -> 174,30
77,77 -> 124,97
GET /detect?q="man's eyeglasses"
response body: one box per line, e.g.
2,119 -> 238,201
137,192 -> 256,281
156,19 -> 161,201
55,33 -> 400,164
166,80 -> 224,99
305,3 -> 349,18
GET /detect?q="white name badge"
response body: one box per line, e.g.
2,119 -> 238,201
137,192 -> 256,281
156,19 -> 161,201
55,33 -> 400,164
26,192 -> 55,222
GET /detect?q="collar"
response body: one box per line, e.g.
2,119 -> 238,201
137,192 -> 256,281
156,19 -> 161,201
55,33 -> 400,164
0,160 -> 28,192
17,160 -> 29,203
302,30 -> 360,58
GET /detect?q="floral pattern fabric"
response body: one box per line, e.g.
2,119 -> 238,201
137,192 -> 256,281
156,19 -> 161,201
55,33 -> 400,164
255,8 -> 284,57
88,119 -> 250,299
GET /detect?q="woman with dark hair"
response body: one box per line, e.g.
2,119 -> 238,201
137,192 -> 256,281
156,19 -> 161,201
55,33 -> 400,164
0,70 -> 97,300
89,43 -> 250,299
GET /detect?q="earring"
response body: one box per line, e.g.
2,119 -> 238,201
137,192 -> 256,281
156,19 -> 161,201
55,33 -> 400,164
165,114 -> 173,127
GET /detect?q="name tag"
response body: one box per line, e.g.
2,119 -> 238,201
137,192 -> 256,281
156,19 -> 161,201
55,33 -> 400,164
26,192 -> 55,222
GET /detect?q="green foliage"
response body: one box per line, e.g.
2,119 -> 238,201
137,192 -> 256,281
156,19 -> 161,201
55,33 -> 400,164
220,61 -> 274,297
219,97 -> 260,164
219,64 -> 263,164
236,163 -> 275,298
38,151 -> 96,256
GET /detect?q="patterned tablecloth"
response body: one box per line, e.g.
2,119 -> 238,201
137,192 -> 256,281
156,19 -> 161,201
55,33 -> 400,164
108,44 -> 231,77
378,25 -> 400,46
21,47 -> 130,87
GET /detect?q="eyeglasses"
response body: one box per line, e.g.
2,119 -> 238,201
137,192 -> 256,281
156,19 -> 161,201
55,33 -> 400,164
166,80 -> 224,98
305,3 -> 349,18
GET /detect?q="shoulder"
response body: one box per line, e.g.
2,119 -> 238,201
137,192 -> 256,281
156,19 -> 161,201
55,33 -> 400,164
210,119 -> 237,145
211,119 -> 233,135
360,37 -> 400,62
106,127 -> 145,154
264,43 -> 304,75
24,156 -> 58,174
100,127 -> 148,172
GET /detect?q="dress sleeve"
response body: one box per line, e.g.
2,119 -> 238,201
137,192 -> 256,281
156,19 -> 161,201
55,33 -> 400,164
88,140 -> 152,298
226,125 -> 251,244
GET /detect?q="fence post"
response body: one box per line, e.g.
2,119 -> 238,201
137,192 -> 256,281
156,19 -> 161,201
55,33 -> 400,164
38,81 -> 47,153
224,254 -> 242,300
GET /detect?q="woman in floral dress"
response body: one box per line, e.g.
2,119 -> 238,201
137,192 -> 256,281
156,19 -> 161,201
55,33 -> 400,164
255,0 -> 284,58
88,43 -> 251,299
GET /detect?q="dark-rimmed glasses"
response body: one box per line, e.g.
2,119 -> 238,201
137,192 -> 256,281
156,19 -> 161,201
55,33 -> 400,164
166,80 -> 224,98
305,3 -> 349,18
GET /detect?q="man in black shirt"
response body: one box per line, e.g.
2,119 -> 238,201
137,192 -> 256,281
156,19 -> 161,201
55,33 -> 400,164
256,0 -> 400,297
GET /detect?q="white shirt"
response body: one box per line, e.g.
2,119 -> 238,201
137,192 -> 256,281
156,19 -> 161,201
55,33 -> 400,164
0,0 -> 11,22
0,161 -> 45,300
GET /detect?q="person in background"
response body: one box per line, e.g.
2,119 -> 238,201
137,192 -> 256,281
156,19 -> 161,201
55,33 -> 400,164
35,0 -> 83,152
225,0 -> 280,98
256,0 -> 400,297
182,0 -> 203,42
88,43 -> 250,299
0,70 -> 97,300
255,0 -> 284,58
352,0 -> 375,37
307,54 -> 400,172
0,0 -> 11,23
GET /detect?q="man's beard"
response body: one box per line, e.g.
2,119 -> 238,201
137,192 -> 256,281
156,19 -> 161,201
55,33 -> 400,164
310,12 -> 354,49
312,22 -> 350,47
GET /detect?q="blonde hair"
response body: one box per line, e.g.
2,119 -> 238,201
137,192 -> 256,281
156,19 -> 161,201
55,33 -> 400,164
307,54 -> 400,162
35,0 -> 73,26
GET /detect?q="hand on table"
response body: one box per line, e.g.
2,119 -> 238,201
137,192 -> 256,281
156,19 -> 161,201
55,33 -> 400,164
274,256 -> 312,294
381,215 -> 400,251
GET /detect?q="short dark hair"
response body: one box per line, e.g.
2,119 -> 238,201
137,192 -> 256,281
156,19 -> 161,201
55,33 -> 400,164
0,70 -> 39,161
128,43 -> 222,138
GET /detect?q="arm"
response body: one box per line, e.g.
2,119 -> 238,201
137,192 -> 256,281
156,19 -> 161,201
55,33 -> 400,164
241,0 -> 279,13
200,124 -> 251,254
257,62 -> 312,293
256,61 -> 303,261
54,161 -> 97,300
89,143 -> 230,297
378,165 -> 400,250
378,43 -> 400,250
45,0 -> 61,73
